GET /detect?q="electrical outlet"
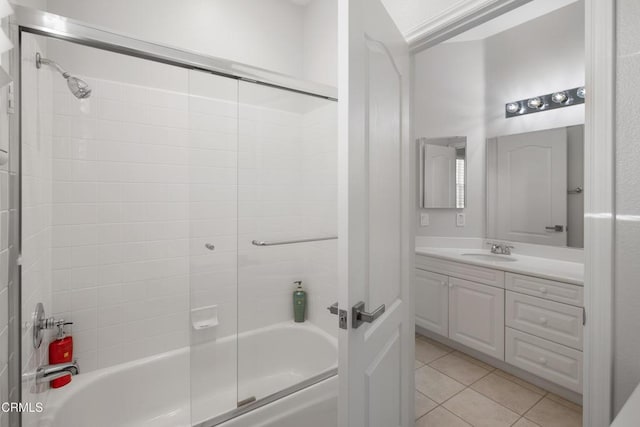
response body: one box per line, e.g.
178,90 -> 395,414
420,212 -> 429,227
456,213 -> 465,227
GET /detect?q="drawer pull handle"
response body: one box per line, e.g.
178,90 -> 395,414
539,287 -> 548,294
539,317 -> 548,325
539,357 -> 547,365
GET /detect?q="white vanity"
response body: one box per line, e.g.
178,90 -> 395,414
415,245 -> 584,395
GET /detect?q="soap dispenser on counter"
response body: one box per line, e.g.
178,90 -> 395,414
293,281 -> 306,323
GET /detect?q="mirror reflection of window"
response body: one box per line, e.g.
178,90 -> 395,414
418,136 -> 467,209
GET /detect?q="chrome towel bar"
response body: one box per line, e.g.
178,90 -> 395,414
251,236 -> 338,246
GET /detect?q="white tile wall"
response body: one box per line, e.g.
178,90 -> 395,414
50,72 -> 194,372
237,82 -> 338,337
20,33 -> 54,427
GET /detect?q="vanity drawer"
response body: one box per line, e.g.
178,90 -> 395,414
416,255 -> 505,288
505,273 -> 583,306
506,327 -> 583,393
506,292 -> 583,350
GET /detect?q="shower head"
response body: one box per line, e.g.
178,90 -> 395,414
36,52 -> 92,99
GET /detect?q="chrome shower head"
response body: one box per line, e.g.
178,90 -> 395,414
36,52 -> 92,99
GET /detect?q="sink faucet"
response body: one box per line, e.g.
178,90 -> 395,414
35,360 -> 79,385
486,242 -> 514,255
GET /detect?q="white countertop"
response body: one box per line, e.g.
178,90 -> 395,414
416,247 -> 584,285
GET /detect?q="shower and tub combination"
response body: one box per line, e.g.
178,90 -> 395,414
8,6 -> 338,427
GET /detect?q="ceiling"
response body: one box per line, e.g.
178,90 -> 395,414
380,0 -> 581,44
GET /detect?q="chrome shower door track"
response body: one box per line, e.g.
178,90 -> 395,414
194,368 -> 337,427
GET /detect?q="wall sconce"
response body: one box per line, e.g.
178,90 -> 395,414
505,86 -> 585,118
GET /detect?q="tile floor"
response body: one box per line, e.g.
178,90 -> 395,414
414,335 -> 583,427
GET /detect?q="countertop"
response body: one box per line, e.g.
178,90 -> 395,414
415,247 -> 584,285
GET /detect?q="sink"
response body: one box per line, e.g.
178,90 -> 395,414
460,253 -> 517,262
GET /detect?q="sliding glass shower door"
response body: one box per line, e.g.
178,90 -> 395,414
236,82 -> 338,404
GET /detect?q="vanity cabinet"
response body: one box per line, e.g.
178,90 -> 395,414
449,277 -> 504,359
415,269 -> 449,336
416,253 -> 584,394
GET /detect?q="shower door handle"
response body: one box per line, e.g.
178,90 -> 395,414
352,301 -> 385,329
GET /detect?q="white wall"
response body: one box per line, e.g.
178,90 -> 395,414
613,0 -> 640,415
484,1 -> 585,139
413,1 -> 585,241
12,0 -> 338,87
413,41 -> 486,238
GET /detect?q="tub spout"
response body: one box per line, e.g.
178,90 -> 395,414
35,360 -> 79,385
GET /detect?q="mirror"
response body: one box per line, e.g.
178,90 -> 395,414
486,125 -> 584,248
418,137 -> 466,209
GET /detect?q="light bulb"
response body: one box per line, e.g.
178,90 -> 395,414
527,97 -> 543,109
551,92 -> 568,104
577,87 -> 586,99
506,102 -> 520,114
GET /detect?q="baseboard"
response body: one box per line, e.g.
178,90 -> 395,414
415,325 -> 583,405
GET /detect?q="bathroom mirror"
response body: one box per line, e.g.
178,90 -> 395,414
418,136 -> 466,209
486,125 -> 584,248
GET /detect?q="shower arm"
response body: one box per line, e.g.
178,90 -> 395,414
35,53 -> 70,78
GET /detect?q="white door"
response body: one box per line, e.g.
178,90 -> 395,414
497,128 -> 568,246
449,277 -> 505,360
424,144 -> 456,208
337,0 -> 413,426
415,270 -> 449,336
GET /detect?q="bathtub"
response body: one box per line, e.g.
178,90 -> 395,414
39,321 -> 337,427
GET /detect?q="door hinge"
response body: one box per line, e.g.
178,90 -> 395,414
7,82 -> 14,114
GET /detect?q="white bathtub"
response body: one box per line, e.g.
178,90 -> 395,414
39,321 -> 337,427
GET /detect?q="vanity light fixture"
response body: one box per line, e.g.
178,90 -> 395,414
527,97 -> 544,109
505,102 -> 520,114
505,86 -> 585,118
551,91 -> 569,104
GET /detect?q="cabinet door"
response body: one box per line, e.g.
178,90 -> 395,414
415,269 -> 449,336
449,277 -> 505,360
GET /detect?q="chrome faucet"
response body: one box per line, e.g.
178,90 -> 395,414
35,360 -> 79,385
486,242 -> 514,255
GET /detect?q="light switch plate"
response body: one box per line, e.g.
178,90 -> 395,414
420,212 -> 429,226
456,213 -> 465,227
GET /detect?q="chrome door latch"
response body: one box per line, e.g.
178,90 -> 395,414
352,301 -> 385,329
327,302 -> 348,330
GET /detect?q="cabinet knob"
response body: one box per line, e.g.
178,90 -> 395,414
448,283 -> 454,288
539,357 -> 547,365
441,281 -> 446,287
539,287 -> 548,294
539,317 -> 548,325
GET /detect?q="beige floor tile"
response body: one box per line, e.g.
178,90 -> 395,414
451,350 -> 496,371
415,365 -> 466,403
513,417 -> 541,427
470,372 -> 544,415
415,338 -> 450,364
415,359 -> 425,370
493,369 -> 548,395
429,353 -> 491,385
525,397 -> 582,427
415,390 -> 438,420
415,406 -> 471,427
419,335 -> 454,351
546,393 -> 583,413
443,388 -> 520,427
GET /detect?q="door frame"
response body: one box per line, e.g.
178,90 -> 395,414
408,0 -> 615,425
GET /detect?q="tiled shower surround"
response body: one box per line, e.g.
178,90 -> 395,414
31,37 -> 337,376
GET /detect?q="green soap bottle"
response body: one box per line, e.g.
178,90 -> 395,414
293,281 -> 306,323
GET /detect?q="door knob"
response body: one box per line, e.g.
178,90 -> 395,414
352,301 -> 385,329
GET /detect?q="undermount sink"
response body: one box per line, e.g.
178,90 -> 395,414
460,253 -> 517,262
